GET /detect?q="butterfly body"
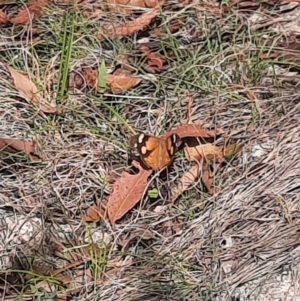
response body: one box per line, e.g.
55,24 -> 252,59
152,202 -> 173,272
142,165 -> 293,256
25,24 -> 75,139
130,133 -> 180,170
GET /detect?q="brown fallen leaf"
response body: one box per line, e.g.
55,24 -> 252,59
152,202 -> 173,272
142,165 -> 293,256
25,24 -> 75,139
171,163 -> 214,202
202,165 -> 214,195
97,7 -> 158,39
171,164 -> 201,202
82,68 -> 98,89
106,0 -> 159,14
82,68 -> 142,93
145,0 -> 161,7
112,64 -> 135,76
0,137 -> 41,161
185,143 -> 243,163
83,203 -> 107,222
107,0 -> 159,8
11,0 -> 48,24
106,74 -> 142,93
140,46 -> 167,72
5,64 -> 59,113
223,143 -> 244,160
169,123 -> 224,139
0,9 -> 9,25
175,142 -> 243,200
107,161 -> 152,227
184,143 -> 225,163
176,143 -> 244,199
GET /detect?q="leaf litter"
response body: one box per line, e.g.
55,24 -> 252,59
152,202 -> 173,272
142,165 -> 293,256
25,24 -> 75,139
82,67 -> 142,93
10,0 -> 48,24
97,7 -> 159,39
91,122 -> 229,226
0,137 -> 41,161
107,160 -> 152,227
105,0 -> 161,14
4,63 -> 59,113
2,1 -> 300,301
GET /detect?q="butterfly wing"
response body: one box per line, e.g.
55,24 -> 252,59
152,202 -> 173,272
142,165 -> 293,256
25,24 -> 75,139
153,134 -> 175,170
143,136 -> 163,170
130,133 -> 180,170
130,133 -> 160,170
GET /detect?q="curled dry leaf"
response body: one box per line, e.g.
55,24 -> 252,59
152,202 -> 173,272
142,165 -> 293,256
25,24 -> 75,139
0,137 -> 41,161
107,161 -> 152,227
106,74 -> 142,93
11,0 -> 48,24
184,143 -> 244,163
5,64 -> 59,113
171,163 -> 215,202
83,203 -> 107,222
223,143 -> 244,160
140,46 -> 167,72
0,9 -> 9,25
176,143 -> 244,199
82,68 -> 98,89
82,67 -> 142,93
171,164 -> 201,202
184,143 -> 225,163
169,123 -> 224,139
106,0 -> 160,14
106,0 -> 160,9
202,166 -> 214,195
97,7 -> 158,39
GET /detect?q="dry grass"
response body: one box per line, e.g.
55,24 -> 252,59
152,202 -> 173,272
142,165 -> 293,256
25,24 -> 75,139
1,0 -> 300,300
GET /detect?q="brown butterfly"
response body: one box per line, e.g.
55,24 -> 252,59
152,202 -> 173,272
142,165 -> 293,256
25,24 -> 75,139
129,133 -> 181,171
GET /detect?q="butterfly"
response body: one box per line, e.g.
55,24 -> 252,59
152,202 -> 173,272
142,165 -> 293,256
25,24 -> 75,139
129,133 -> 181,171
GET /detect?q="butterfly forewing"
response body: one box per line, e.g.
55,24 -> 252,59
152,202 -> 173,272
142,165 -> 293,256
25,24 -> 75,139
129,133 -> 180,170
166,134 -> 180,157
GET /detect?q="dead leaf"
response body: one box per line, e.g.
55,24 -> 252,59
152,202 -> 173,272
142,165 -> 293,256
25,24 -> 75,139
171,164 -> 201,202
145,0 -> 160,7
176,143 -> 243,199
169,123 -> 224,139
140,46 -> 167,72
148,56 -> 165,70
107,161 -> 152,227
5,64 -> 59,113
223,143 -> 244,160
97,7 -> 158,39
184,141 -> 243,164
0,9 -> 9,25
83,203 -> 107,222
82,68 -> 142,93
106,0 -> 160,14
6,64 -> 41,101
245,89 -> 256,102
11,0 -> 48,24
106,74 -> 142,93
0,137 -> 41,161
202,165 -> 214,195
184,144 -> 224,163
171,162 -> 215,202
82,68 -> 98,89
